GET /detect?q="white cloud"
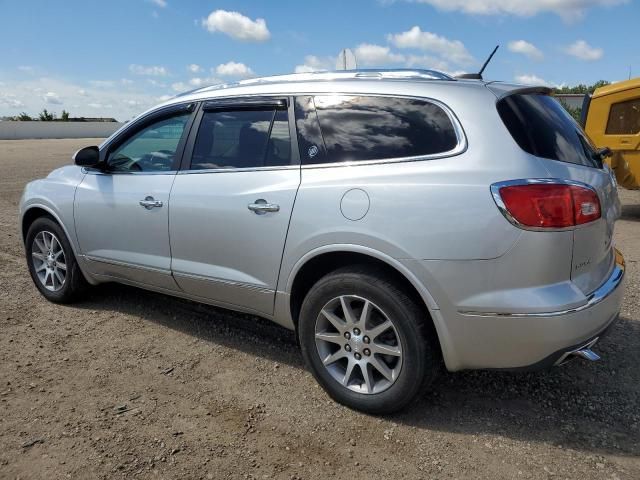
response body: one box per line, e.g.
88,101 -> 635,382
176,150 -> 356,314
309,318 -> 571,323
294,55 -> 334,73
0,95 -> 25,108
89,80 -> 116,88
43,92 -> 62,105
171,82 -> 189,92
129,64 -> 169,76
514,74 -> 556,87
215,61 -> 255,77
149,0 -> 167,7
410,0 -> 627,21
187,64 -> 201,73
387,26 -> 473,65
201,10 -> 270,42
18,65 -> 35,74
405,54 -> 450,72
508,40 -> 544,60
0,76 -> 168,120
354,43 -> 405,66
563,40 -> 603,61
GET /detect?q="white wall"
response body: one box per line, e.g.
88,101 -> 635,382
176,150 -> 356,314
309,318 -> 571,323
0,121 -> 124,140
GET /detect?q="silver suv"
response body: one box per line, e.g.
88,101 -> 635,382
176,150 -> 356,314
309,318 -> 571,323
20,70 -> 625,413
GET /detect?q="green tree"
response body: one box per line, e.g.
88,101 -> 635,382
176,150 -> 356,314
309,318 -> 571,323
61,110 -> 70,121
554,80 -> 612,124
38,109 -> 56,121
16,112 -> 32,121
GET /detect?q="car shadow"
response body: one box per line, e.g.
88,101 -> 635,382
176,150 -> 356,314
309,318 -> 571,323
620,202 -> 640,222
77,283 -> 640,458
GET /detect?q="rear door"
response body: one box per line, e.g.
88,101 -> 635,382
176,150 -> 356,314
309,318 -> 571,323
496,92 -> 621,294
168,97 -> 300,315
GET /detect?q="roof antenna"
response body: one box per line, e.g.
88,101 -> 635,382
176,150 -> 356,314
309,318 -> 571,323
457,45 -> 499,80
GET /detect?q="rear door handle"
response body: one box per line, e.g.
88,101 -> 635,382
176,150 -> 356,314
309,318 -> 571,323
139,196 -> 163,210
248,199 -> 280,214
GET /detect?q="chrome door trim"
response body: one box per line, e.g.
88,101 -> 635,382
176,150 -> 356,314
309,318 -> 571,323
172,271 -> 273,295
84,255 -> 173,276
459,249 -> 624,318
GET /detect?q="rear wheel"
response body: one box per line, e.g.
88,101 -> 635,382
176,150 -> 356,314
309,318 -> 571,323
298,266 -> 438,414
25,217 -> 87,303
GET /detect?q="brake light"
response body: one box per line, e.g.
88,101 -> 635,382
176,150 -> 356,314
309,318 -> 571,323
495,183 -> 601,229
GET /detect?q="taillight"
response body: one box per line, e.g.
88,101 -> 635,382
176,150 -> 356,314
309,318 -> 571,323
494,182 -> 601,229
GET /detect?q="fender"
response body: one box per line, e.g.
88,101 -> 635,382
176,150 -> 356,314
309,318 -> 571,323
284,243 -> 441,311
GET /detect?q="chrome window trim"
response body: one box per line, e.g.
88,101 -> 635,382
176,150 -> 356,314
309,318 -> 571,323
177,165 -> 299,175
459,248 -> 624,318
82,167 -> 178,176
490,178 -> 601,232
298,92 -> 467,168
187,91 -> 467,170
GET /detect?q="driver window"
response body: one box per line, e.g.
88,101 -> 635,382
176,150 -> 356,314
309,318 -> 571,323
108,113 -> 190,172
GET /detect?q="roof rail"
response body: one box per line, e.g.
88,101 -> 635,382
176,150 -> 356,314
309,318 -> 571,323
186,69 -> 453,96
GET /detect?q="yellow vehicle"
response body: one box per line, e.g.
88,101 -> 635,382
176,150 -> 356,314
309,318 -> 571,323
583,77 -> 640,189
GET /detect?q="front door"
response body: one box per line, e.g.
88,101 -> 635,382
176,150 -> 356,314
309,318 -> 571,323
75,107 -> 194,290
169,97 -> 300,315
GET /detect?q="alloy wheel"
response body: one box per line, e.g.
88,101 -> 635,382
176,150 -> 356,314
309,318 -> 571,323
314,295 -> 403,394
31,230 -> 67,292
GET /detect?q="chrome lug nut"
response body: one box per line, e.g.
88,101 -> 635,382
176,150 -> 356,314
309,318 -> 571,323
353,328 -> 361,336
363,348 -> 371,356
345,344 -> 352,352
344,332 -> 351,340
354,352 -> 362,360
363,336 -> 370,344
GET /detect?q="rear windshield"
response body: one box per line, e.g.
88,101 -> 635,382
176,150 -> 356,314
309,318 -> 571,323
497,93 -> 599,168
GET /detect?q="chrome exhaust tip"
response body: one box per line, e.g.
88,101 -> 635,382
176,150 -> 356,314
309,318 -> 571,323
554,337 -> 601,366
572,348 -> 601,362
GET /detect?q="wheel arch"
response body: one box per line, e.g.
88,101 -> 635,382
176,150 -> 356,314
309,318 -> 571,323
285,245 -> 443,355
21,203 -> 78,255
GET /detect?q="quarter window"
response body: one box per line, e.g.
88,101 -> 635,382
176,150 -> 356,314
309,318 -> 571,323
190,108 -> 291,170
304,95 -> 458,164
107,113 -> 190,172
606,98 -> 640,135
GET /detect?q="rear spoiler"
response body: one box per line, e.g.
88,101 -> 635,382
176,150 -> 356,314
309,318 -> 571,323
485,83 -> 553,100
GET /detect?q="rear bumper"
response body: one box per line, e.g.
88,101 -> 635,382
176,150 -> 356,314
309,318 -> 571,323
425,249 -> 625,371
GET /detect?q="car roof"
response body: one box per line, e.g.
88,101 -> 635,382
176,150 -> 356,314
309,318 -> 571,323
142,69 -> 540,119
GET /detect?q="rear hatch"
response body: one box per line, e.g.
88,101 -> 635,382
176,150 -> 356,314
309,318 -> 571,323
494,87 -> 621,295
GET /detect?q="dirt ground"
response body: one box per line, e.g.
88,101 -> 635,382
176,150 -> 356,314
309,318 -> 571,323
0,138 -> 639,480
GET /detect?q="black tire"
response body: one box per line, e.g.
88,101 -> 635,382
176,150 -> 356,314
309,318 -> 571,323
25,216 -> 88,303
298,265 -> 439,414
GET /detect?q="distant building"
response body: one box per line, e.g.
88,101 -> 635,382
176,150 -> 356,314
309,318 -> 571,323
554,94 -> 586,110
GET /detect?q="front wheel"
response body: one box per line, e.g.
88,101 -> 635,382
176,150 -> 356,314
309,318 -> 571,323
25,216 -> 88,303
298,266 -> 439,414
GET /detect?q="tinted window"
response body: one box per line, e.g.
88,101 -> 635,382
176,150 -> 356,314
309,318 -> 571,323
294,96 -> 328,164
309,95 -> 458,164
497,94 -> 599,168
190,108 -> 291,170
606,98 -> 640,134
108,113 -> 190,172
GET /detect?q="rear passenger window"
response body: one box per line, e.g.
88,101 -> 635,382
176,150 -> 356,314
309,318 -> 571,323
302,95 -> 458,164
190,107 -> 291,170
606,98 -> 640,135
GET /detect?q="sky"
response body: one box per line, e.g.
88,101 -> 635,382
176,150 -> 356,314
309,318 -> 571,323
0,0 -> 638,121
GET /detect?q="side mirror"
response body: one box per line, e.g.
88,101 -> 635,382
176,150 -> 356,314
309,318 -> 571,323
73,146 -> 101,167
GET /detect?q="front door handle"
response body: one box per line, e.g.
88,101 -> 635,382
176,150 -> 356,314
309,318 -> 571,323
139,196 -> 163,210
248,199 -> 280,214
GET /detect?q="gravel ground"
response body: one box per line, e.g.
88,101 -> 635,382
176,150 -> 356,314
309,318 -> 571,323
0,138 -> 639,480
